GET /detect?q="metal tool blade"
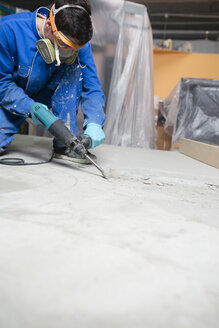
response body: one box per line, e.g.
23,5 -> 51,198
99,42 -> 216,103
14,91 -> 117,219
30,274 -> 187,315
84,153 -> 108,179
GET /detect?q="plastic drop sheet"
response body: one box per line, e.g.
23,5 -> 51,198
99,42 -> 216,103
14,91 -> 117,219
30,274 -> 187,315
90,1 -> 155,148
162,78 -> 219,145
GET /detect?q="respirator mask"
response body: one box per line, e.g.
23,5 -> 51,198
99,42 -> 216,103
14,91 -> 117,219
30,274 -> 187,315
36,4 -> 87,66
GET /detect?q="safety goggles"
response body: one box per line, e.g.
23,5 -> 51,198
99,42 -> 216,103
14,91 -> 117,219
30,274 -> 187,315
49,4 -> 85,50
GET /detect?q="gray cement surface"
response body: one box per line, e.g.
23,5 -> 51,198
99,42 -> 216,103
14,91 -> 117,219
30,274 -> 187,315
0,134 -> 219,328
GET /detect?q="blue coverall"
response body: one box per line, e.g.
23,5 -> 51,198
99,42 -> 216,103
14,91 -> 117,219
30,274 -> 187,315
0,7 -> 105,149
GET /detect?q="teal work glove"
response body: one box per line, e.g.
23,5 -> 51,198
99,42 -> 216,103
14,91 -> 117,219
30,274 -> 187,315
31,102 -> 49,126
84,123 -> 105,149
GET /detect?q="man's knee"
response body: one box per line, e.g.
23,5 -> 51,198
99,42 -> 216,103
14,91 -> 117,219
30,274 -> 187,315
0,108 -> 25,148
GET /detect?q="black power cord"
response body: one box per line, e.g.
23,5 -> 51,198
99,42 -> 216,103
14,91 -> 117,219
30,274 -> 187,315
0,150 -> 54,166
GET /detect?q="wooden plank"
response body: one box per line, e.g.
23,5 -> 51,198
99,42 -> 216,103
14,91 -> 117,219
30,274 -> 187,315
156,126 -> 172,150
179,138 -> 219,169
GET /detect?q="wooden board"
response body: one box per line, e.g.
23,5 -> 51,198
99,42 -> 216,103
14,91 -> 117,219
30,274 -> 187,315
179,138 -> 219,169
156,126 -> 172,151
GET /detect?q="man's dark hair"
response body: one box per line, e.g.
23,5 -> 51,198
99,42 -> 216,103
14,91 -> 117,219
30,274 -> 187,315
54,0 -> 93,45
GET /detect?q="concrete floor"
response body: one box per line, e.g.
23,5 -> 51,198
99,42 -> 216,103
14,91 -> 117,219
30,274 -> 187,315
0,134 -> 219,328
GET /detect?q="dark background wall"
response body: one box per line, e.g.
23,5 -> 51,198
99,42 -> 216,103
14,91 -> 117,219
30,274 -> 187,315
1,0 -> 219,40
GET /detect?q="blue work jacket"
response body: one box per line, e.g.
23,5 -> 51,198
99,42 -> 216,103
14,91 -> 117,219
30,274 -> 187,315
0,7 -> 105,127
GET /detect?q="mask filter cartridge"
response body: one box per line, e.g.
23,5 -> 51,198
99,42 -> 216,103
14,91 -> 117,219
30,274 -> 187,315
36,38 -> 56,64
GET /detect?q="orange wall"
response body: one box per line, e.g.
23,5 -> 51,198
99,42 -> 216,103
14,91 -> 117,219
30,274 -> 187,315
154,48 -> 219,99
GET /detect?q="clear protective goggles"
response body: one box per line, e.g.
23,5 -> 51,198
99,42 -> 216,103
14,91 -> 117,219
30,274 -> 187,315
49,4 -> 87,50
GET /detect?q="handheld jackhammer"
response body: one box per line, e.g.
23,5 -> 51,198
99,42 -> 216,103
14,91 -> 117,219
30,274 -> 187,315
31,103 -> 107,179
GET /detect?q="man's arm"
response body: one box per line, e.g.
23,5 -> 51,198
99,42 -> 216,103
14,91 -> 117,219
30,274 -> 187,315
0,20 -> 34,116
78,42 -> 106,128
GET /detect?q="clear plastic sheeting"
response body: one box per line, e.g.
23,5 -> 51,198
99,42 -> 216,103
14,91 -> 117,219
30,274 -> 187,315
89,0 -> 123,99
161,81 -> 181,137
95,1 -> 155,148
161,78 -> 219,145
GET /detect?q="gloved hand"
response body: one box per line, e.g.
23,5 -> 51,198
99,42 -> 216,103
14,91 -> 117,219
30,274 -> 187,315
31,102 -> 49,126
77,134 -> 92,150
84,123 -> 105,149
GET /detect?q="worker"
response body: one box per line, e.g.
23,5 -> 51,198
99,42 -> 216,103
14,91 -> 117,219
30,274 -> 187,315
0,0 -> 106,163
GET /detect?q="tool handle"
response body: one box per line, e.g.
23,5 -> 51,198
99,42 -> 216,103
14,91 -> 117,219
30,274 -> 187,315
48,119 -> 87,155
48,119 -> 76,147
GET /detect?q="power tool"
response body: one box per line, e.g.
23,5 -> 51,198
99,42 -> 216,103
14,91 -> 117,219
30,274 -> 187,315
31,103 -> 107,179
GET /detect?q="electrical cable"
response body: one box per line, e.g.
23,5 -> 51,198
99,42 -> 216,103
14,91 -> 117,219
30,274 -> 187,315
0,150 -> 54,166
